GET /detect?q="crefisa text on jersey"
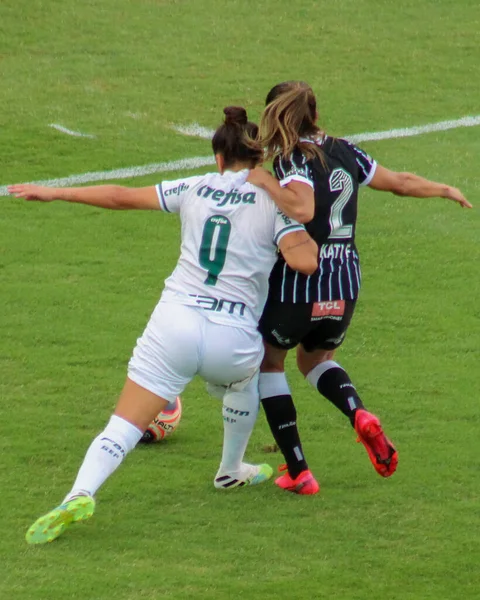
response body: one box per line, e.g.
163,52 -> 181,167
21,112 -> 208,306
197,185 -> 256,206
164,182 -> 190,197
319,242 -> 358,260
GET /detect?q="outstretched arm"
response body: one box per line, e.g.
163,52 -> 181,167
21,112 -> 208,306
247,167 -> 315,223
8,184 -> 160,210
368,165 -> 472,208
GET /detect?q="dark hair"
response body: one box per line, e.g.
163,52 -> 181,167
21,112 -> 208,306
258,81 -> 325,163
212,106 -> 263,168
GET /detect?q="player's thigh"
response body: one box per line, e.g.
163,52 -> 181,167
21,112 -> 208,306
128,303 -> 202,402
301,300 -> 357,354
200,323 -> 263,387
258,300 -> 313,350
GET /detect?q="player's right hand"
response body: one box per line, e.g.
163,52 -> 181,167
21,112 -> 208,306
247,167 -> 274,189
446,187 -> 472,208
8,184 -> 56,202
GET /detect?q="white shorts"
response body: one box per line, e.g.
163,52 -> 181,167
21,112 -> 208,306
128,302 -> 264,402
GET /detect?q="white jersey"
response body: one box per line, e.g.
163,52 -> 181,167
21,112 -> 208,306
155,169 -> 304,330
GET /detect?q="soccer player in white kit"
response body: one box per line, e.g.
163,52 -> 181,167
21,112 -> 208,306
9,106 -> 319,544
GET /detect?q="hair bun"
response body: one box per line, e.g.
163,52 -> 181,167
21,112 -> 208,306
223,106 -> 248,126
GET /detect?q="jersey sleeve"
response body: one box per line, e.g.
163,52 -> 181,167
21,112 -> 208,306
342,140 -> 377,186
156,177 -> 195,213
273,209 -> 306,246
273,150 -> 314,189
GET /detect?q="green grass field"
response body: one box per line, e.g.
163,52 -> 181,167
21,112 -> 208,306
1,1 -> 479,599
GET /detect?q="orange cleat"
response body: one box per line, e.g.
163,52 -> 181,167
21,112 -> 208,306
354,409 -> 398,477
275,465 -> 320,495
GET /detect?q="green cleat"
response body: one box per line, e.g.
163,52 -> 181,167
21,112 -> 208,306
25,495 -> 95,545
214,462 -> 273,489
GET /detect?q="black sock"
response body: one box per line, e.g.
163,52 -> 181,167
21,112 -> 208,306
313,363 -> 365,426
261,394 -> 308,479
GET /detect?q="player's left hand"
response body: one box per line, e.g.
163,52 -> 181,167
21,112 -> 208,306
8,184 -> 56,202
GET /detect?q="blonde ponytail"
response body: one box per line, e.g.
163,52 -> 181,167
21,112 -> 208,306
257,81 -> 326,164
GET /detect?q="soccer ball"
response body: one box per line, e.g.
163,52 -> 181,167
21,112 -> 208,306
140,396 -> 182,443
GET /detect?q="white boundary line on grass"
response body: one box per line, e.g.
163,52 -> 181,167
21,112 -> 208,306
1,115 -> 479,196
173,115 -> 480,143
0,156 -> 216,196
173,123 -> 215,139
49,124 -> 96,138
346,115 -> 480,143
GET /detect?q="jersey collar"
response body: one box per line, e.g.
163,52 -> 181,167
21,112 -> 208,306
223,169 -> 249,176
299,135 -> 327,145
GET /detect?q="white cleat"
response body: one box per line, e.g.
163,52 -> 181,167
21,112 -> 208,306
214,462 -> 273,489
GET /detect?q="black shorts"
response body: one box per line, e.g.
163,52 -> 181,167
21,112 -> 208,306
258,299 -> 356,352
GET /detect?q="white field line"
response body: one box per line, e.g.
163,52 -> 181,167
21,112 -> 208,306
0,156 -> 216,196
174,115 -> 480,144
347,115 -> 480,144
49,124 -> 96,138
173,123 -> 215,139
1,115 -> 479,196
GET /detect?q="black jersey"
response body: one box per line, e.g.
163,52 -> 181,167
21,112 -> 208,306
268,137 -> 376,302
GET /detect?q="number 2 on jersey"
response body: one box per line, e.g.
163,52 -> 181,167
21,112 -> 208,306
328,168 -> 354,240
199,215 -> 232,285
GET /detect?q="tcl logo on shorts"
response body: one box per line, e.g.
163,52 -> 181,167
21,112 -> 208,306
311,300 -> 345,320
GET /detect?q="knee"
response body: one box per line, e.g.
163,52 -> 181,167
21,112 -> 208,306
260,356 -> 284,373
260,343 -> 287,373
296,349 -> 335,377
296,357 -> 312,377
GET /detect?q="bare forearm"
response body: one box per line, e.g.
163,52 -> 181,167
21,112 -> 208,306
395,173 -> 450,198
8,182 -> 161,210
369,165 -> 471,207
49,185 -> 128,208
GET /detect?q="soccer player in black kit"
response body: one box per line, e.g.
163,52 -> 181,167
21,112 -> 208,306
248,81 -> 471,494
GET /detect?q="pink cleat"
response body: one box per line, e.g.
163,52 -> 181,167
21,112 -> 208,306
354,409 -> 398,477
275,465 -> 320,495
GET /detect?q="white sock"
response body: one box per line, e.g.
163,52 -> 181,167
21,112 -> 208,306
63,415 -> 143,502
218,372 -> 260,474
306,360 -> 340,388
258,371 -> 291,399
